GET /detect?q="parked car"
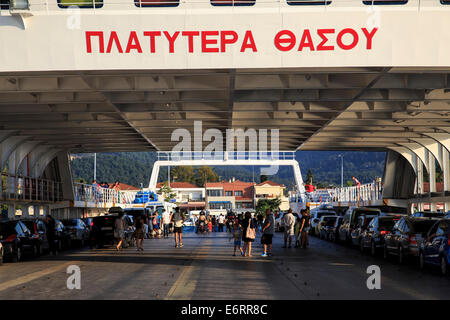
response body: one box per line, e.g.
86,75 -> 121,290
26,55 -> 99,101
318,216 -> 338,240
21,219 -> 50,255
338,207 -> 381,243
90,215 -> 118,248
90,214 -> 134,248
310,209 -> 337,236
384,217 -> 439,264
351,215 -> 378,248
0,220 -> 39,262
55,219 -> 72,251
419,219 -> 450,275
328,216 -> 343,242
61,219 -> 90,247
82,218 -> 94,231
360,215 -> 401,256
412,211 -> 446,219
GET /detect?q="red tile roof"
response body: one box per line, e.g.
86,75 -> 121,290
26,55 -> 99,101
109,183 -> 139,191
256,180 -> 285,187
156,182 -> 199,188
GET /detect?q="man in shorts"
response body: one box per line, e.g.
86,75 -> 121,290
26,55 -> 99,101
282,209 -> 296,248
261,208 -> 275,257
172,207 -> 186,248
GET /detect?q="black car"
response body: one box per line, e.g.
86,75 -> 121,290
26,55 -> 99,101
89,214 -> 134,248
338,207 -> 381,243
21,219 -> 50,256
61,219 -> 90,247
360,215 -> 401,256
90,215 -> 126,248
318,216 -> 338,240
327,216 -> 343,242
0,220 -> 39,262
351,215 -> 377,248
412,211 -> 446,219
384,217 -> 439,264
419,219 -> 450,275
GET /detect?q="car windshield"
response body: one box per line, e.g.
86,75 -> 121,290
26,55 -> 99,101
317,211 -> 336,218
410,220 -> 438,234
22,221 -> 34,231
125,209 -> 145,218
62,219 -> 77,226
353,209 -> 380,223
378,218 -> 397,230
324,217 -> 337,226
0,222 -> 17,236
415,212 -> 445,218
94,216 -> 116,228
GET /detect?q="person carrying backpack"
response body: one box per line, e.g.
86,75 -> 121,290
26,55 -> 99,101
172,207 -> 186,248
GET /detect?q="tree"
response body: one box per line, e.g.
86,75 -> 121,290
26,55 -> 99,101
195,166 -> 219,187
260,174 -> 268,183
306,169 -> 314,184
157,181 -> 177,202
255,198 -> 282,216
171,166 -> 195,184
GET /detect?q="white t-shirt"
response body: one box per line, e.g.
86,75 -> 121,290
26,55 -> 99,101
162,211 -> 170,224
218,215 -> 225,224
283,213 -> 296,231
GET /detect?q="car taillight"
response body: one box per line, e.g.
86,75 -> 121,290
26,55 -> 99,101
90,222 -> 94,227
380,230 -> 390,235
5,234 -> 16,243
409,235 -> 417,245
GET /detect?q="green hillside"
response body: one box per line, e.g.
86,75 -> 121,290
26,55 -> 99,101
70,151 -> 385,189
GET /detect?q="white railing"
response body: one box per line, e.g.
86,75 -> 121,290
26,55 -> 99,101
157,151 -> 296,162
327,181 -> 383,203
0,173 -> 63,202
73,182 -> 138,205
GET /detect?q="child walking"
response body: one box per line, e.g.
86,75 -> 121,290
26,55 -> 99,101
230,221 -> 244,256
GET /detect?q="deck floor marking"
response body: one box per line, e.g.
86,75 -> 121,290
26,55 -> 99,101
0,262 -> 75,292
165,239 -> 212,300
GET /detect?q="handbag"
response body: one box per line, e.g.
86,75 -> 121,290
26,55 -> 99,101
246,223 -> 256,240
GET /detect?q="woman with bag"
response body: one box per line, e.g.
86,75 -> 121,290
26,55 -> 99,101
241,211 -> 256,257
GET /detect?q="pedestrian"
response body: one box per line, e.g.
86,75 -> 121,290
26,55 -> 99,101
261,208 -> 275,257
229,221 -> 244,256
218,214 -> 225,232
134,214 -> 145,251
208,217 -> 212,233
226,210 -> 235,232
162,209 -> 171,238
298,208 -> 311,249
45,215 -> 57,255
282,209 -> 296,248
256,212 -> 264,233
114,212 -> 125,251
211,215 -> 217,232
241,211 -> 256,257
172,207 -> 186,248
